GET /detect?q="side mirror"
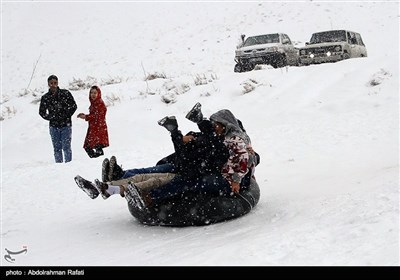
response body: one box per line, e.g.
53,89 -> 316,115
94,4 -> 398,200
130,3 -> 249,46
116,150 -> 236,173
305,42 -> 310,45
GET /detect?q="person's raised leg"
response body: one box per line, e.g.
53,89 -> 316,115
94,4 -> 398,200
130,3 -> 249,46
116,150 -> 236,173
122,163 -> 175,179
94,179 -> 124,199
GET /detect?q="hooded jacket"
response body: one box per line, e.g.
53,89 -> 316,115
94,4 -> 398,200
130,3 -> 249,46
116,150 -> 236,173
83,86 -> 109,149
210,109 -> 256,185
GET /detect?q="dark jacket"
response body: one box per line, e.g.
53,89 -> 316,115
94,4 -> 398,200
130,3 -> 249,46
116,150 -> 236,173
158,120 -> 229,180
39,87 -> 77,127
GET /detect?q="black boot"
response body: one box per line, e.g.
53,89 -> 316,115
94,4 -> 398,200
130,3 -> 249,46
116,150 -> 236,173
185,102 -> 203,123
85,148 -> 96,158
125,183 -> 150,210
109,156 -> 124,181
95,148 -> 104,157
94,179 -> 111,200
101,158 -> 110,182
158,116 -> 178,132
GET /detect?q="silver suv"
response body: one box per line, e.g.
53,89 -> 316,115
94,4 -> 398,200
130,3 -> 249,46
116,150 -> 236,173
299,30 -> 367,65
234,33 -> 299,72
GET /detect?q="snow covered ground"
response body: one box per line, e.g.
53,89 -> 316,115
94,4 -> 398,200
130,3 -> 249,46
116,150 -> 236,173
1,0 -> 399,266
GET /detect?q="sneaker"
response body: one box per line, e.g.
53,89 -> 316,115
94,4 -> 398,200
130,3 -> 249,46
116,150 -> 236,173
124,191 -> 134,206
124,189 -> 137,207
94,179 -> 111,200
109,156 -> 124,181
158,116 -> 178,132
74,175 -> 100,199
185,102 -> 203,123
101,158 -> 110,182
124,184 -> 139,208
125,183 -> 146,210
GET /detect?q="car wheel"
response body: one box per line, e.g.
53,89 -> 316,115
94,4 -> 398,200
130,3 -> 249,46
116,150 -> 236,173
234,63 -> 242,73
247,63 -> 255,71
271,55 -> 287,68
241,63 -> 253,72
276,55 -> 287,68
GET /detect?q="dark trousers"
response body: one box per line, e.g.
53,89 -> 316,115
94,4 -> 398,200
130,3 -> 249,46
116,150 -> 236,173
122,163 -> 176,179
150,173 -> 232,204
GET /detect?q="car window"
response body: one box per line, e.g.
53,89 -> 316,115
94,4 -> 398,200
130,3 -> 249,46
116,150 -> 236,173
347,32 -> 352,43
310,30 -> 346,44
243,33 -> 280,47
355,33 -> 365,46
348,32 -> 357,45
282,34 -> 292,44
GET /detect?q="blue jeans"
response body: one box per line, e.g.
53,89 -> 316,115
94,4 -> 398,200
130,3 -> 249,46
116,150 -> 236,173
49,126 -> 72,163
149,173 -> 232,204
122,163 -> 176,179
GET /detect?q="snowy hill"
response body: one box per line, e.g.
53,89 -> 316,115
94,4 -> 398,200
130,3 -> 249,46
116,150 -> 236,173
1,1 -> 399,266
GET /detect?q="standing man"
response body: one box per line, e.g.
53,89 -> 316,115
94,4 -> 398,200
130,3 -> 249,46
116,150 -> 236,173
39,75 -> 77,163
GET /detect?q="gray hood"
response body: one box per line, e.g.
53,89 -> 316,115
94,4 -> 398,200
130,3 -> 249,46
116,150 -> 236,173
210,109 -> 251,144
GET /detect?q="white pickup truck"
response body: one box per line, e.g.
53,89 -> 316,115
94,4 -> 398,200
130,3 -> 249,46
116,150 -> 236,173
234,33 -> 299,72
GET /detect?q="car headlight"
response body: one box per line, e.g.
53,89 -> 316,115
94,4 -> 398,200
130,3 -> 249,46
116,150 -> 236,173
334,46 -> 341,52
267,47 -> 278,52
300,49 -> 306,55
326,51 -> 331,57
310,53 -> 314,58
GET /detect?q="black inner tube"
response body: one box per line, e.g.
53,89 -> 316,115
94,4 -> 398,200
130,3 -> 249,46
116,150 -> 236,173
127,179 -> 260,226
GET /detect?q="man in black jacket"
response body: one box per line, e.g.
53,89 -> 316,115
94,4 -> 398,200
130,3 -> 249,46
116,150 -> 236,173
106,116 -> 229,183
39,75 -> 77,163
158,116 -> 229,181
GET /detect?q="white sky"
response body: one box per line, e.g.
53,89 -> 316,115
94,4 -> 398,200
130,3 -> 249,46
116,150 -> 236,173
1,0 -> 399,267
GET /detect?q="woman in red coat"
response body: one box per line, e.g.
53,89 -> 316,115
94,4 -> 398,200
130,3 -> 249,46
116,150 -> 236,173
77,85 -> 109,158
